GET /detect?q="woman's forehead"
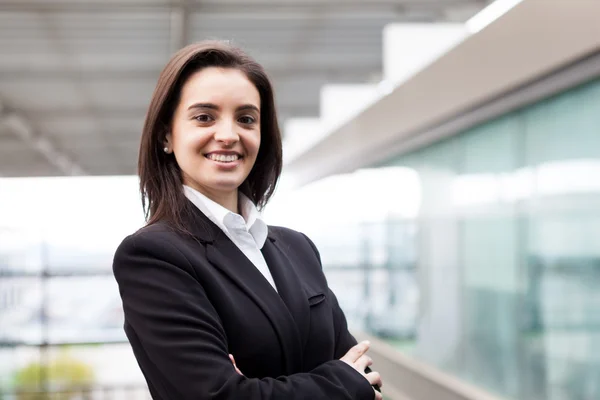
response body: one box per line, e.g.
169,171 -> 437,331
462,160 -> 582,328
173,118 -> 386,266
180,67 -> 260,108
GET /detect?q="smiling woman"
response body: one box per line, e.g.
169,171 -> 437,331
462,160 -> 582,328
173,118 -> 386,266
138,41 -> 282,232
166,67 -> 262,212
112,40 -> 382,400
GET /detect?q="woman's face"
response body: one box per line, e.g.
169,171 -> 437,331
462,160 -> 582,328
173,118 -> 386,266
166,67 -> 261,202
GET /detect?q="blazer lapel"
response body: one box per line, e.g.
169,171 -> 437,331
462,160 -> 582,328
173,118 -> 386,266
261,237 -> 310,363
184,202 -> 303,374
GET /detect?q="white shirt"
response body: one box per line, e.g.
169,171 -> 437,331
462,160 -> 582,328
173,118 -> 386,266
183,185 -> 278,292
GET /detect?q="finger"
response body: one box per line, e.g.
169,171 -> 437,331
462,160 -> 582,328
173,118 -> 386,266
229,354 -> 243,375
355,354 -> 373,372
341,341 -> 370,363
366,371 -> 383,388
374,389 -> 383,400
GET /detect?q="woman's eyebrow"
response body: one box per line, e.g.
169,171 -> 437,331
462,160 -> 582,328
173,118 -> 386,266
187,103 -> 219,111
186,103 -> 259,112
236,104 -> 260,113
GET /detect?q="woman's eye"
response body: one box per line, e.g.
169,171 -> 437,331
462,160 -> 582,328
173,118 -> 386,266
239,116 -> 256,125
194,114 -> 213,123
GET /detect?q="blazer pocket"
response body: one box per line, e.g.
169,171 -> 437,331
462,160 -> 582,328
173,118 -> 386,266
308,293 -> 326,306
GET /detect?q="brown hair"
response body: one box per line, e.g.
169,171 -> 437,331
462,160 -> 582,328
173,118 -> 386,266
138,40 -> 283,232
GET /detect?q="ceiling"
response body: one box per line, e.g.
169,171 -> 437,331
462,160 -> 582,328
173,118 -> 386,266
0,0 -> 491,177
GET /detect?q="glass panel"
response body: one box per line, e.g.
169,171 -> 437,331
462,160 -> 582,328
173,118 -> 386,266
409,137 -> 463,370
1,177 -> 145,399
523,79 -> 600,400
0,228 -> 45,275
458,115 -> 522,397
0,278 -> 43,346
325,260 -> 417,341
524,79 -> 600,164
379,77 -> 600,399
45,277 -> 126,345
0,176 -> 144,276
0,276 -> 124,346
325,267 -> 369,329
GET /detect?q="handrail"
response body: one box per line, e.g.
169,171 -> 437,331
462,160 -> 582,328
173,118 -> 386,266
355,331 -> 510,400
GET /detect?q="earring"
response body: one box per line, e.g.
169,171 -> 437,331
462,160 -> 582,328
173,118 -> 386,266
163,147 -> 169,153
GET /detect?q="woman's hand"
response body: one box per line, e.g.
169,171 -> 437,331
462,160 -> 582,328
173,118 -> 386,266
229,354 -> 243,376
339,341 -> 383,400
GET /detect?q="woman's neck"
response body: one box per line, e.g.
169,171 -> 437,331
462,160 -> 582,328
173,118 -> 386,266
219,192 -> 239,214
186,182 -> 238,214
206,190 -> 238,214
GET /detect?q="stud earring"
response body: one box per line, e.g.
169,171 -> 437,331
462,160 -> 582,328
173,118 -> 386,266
163,147 -> 169,153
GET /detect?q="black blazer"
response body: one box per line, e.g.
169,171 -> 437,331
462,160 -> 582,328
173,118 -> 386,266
112,203 -> 375,399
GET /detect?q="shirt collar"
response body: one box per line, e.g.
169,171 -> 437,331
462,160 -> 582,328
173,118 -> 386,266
182,185 -> 268,248
239,193 -> 268,248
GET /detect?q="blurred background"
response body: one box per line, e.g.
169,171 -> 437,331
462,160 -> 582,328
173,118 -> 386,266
1,0 -> 599,399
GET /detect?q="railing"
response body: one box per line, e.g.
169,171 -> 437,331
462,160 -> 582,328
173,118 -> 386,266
355,332 -> 509,400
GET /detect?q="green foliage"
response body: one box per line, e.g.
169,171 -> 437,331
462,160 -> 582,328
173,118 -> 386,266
12,349 -> 95,400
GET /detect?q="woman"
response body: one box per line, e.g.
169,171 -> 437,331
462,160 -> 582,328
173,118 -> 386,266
113,40 -> 383,400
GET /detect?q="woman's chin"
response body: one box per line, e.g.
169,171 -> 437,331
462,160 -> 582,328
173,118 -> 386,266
208,180 -> 244,194
182,176 -> 243,197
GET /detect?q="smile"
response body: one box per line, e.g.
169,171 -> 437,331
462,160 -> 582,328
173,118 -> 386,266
205,153 -> 242,163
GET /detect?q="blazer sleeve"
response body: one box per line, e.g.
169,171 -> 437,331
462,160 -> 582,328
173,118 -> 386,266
112,231 -> 375,400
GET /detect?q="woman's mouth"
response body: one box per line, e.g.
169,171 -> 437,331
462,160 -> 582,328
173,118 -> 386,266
205,153 -> 242,163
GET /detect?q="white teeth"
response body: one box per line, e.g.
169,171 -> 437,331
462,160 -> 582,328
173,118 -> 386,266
207,154 -> 240,162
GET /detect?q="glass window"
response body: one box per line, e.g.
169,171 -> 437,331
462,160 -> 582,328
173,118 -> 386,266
378,77 -> 600,400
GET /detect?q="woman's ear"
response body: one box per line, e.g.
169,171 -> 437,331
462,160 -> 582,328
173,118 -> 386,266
163,133 -> 172,154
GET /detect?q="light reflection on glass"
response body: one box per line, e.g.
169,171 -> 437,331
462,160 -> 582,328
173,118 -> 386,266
451,159 -> 600,208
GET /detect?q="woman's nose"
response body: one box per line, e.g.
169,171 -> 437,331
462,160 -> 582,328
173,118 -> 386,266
214,121 -> 239,145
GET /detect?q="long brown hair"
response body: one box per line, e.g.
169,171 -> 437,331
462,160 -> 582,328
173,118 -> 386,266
138,40 -> 283,232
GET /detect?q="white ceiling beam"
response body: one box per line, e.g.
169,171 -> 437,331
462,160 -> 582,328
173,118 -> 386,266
284,0 -> 600,186
0,101 -> 87,176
